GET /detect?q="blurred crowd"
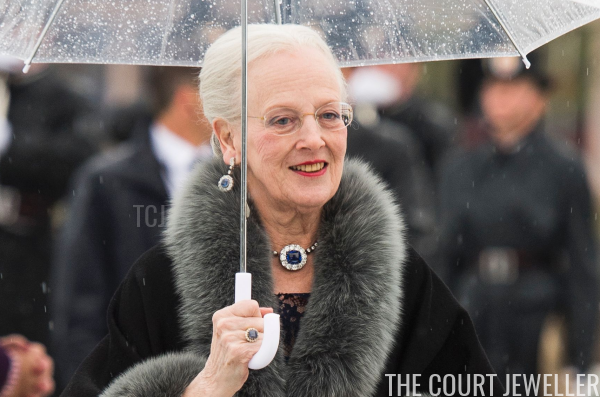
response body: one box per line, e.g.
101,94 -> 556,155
1,42 -> 600,397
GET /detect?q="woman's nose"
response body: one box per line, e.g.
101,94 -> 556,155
296,116 -> 325,150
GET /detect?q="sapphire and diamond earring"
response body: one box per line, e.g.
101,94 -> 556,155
218,157 -> 235,192
273,241 -> 318,271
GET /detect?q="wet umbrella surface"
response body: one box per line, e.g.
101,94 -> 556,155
1,0 -> 600,68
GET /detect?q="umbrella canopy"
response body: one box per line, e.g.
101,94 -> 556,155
1,0 -> 600,68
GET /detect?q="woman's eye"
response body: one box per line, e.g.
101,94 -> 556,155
268,116 -> 296,127
320,112 -> 340,121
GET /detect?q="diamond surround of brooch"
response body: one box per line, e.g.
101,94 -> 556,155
273,242 -> 318,271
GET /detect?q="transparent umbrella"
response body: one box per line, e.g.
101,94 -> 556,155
2,0 -> 599,370
1,0 -> 600,70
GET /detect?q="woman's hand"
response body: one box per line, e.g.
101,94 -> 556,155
183,300 -> 273,397
0,335 -> 55,397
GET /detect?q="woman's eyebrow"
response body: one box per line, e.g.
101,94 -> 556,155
262,99 -> 341,114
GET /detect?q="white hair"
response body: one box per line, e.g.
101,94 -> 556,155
199,24 -> 347,155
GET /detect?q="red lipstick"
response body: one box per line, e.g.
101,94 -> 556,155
289,160 -> 328,177
295,159 -> 327,166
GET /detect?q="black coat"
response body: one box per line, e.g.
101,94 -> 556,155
63,158 -> 503,397
380,95 -> 457,174
51,137 -> 169,386
347,116 -> 436,261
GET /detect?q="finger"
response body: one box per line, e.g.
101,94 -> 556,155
212,300 -> 261,324
33,355 -> 53,375
237,328 -> 264,344
0,334 -> 30,350
221,328 -> 265,344
29,342 -> 47,354
215,316 -> 265,335
236,331 -> 265,363
219,331 -> 264,366
229,300 -> 262,318
220,329 -> 265,359
36,378 -> 55,396
33,378 -> 53,395
0,334 -> 28,344
259,307 -> 273,317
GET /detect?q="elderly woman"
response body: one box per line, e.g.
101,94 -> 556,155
64,24 -> 503,397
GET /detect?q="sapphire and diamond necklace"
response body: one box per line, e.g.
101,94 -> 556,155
273,241 -> 318,271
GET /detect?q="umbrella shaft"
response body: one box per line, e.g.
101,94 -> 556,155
274,0 -> 283,24
240,0 -> 248,274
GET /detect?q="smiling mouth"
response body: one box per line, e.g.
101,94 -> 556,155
289,162 -> 327,173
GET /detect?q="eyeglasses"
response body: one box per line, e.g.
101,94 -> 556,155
249,101 -> 353,136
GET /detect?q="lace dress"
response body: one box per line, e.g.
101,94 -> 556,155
275,292 -> 310,362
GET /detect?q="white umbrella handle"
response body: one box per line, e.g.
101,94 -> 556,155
235,273 -> 280,370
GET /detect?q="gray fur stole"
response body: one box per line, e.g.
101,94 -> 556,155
102,157 -> 407,397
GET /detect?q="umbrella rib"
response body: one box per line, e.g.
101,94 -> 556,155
482,0 -> 531,68
22,0 -> 67,73
160,0 -> 177,60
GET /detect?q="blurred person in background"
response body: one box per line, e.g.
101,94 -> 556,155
455,58 -> 490,148
51,66 -> 213,389
368,63 -> 457,179
0,62 -> 96,349
102,103 -> 153,146
437,57 -> 599,391
0,334 -> 54,397
344,66 -> 437,261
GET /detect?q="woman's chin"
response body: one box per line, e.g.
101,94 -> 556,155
284,188 -> 335,211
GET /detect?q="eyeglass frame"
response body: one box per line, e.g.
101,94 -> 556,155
247,101 -> 353,136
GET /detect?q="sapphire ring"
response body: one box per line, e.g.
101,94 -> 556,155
245,327 -> 259,343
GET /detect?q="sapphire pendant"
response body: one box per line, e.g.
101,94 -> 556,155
279,244 -> 307,271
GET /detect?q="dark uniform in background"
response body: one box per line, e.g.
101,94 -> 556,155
437,58 -> 599,385
439,128 -> 598,375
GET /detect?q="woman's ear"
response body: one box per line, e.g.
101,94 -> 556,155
213,118 -> 239,164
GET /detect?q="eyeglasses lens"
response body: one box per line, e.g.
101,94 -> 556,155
263,102 -> 352,135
